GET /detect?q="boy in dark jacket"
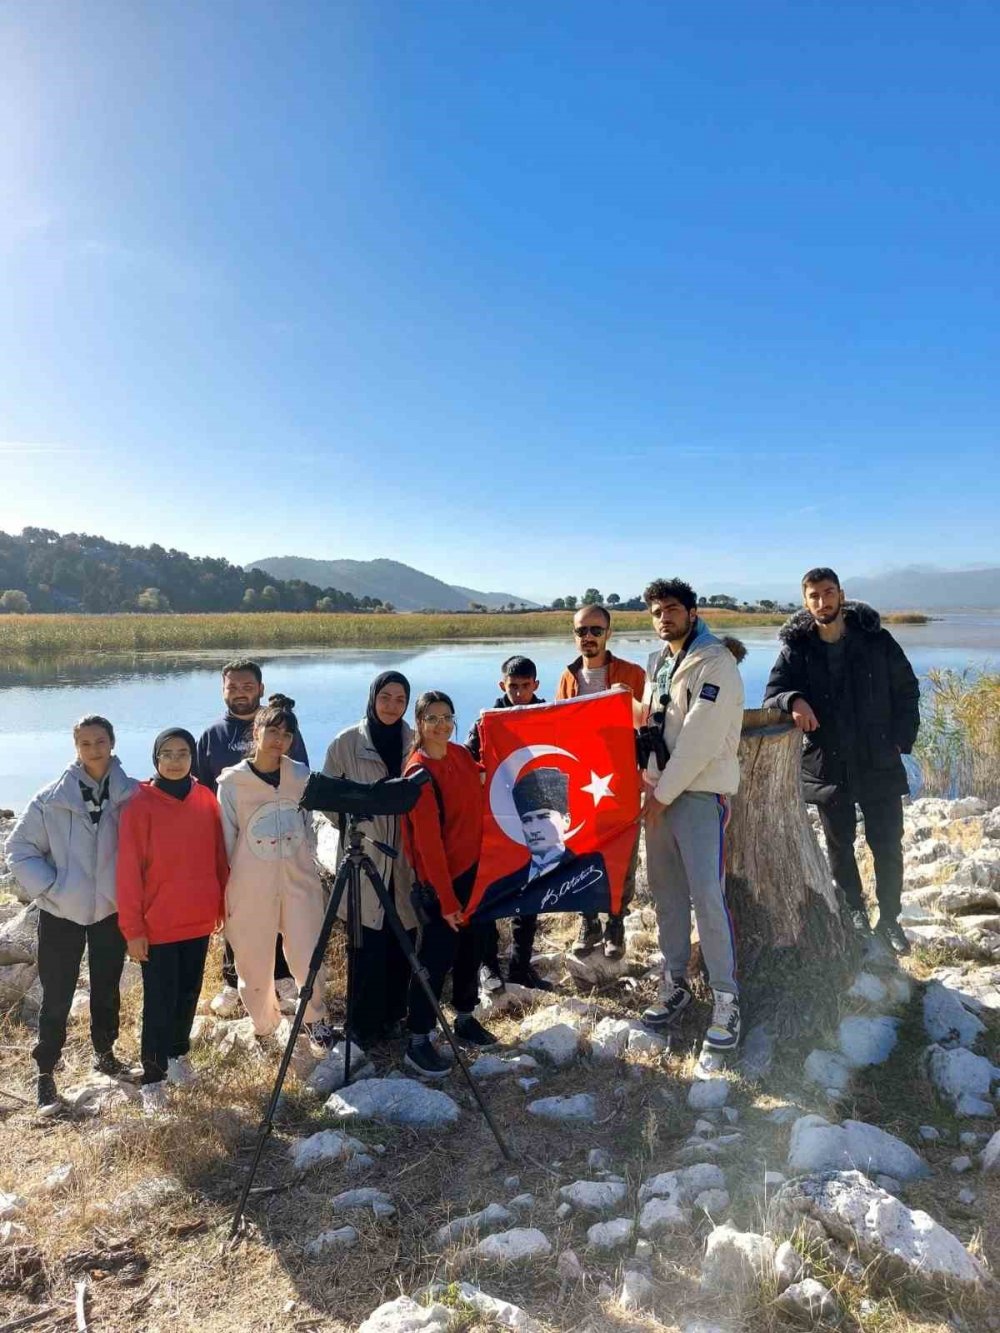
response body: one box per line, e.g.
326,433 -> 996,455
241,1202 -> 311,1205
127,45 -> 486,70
466,655 -> 553,992
763,568 -> 920,953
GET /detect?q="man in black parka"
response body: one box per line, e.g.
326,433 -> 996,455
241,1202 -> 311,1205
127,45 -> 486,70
763,567 -> 920,953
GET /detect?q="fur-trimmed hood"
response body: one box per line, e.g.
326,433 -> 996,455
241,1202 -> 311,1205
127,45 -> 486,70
778,600 -> 882,646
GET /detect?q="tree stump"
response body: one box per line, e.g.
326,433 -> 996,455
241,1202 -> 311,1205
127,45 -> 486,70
725,708 -> 861,1030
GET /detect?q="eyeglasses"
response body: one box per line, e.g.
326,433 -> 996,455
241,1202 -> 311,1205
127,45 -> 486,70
574,625 -> 607,637
157,749 -> 190,762
423,714 -> 455,727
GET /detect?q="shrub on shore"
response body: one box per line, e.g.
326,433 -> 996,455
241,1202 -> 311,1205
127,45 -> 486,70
915,667 -> 1000,803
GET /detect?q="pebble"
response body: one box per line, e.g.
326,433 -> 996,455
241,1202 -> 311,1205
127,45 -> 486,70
959,1132 -> 980,1148
587,1148 -> 612,1171
958,1188 -> 977,1205
504,1175 -> 521,1192
951,1156 -> 973,1174
556,1248 -> 583,1281
508,1194 -> 535,1213
526,1093 -> 596,1123
687,1078 -> 730,1110
586,1217 -> 634,1252
919,1125 -> 941,1142
555,1202 -> 572,1221
303,1224 -> 359,1258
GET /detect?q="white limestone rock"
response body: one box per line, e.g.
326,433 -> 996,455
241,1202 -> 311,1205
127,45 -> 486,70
304,1224 -> 359,1258
305,1042 -> 374,1095
587,1147 -> 612,1171
981,1129 -> 1000,1173
775,1277 -> 840,1325
770,1170 -> 986,1291
837,1014 -> 899,1067
471,1227 -> 552,1264
937,885 -> 1000,915
0,1193 -> 26,1220
290,1129 -> 369,1172
847,972 -> 889,1005
558,1180 -> 627,1215
787,1114 -> 929,1182
565,951 -> 636,989
526,1093 -> 595,1123
520,1020 -> 584,1067
325,1075 -> 459,1127
700,1224 -> 776,1304
627,1027 -> 669,1057
638,1195 -> 689,1237
923,981 -> 986,1048
470,1052 -> 538,1079
587,1217 -> 634,1252
556,1248 -> 584,1281
588,1016 -> 640,1062
357,1298 -> 451,1333
435,1203 -> 513,1247
508,1194 -> 534,1214
930,963 -> 1000,1012
687,1078 -> 730,1110
694,1188 -> 731,1216
804,1049 -> 853,1095
330,1187 -> 395,1219
906,838 -> 954,865
37,1164 -> 75,1196
446,1283 -> 541,1332
0,904 -> 38,964
924,1044 -> 1000,1116
773,1239 -> 804,1292
617,1267 -> 655,1311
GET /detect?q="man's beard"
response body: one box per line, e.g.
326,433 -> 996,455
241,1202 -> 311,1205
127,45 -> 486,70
812,609 -> 841,625
228,701 -> 259,717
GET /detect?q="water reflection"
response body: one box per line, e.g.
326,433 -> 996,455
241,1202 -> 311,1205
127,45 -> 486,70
1,616 -> 996,813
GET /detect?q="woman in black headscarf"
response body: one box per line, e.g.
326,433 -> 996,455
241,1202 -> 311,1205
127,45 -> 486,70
320,672 -> 417,1053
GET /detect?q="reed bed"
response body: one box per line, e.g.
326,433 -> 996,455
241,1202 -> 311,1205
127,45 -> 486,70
915,666 -> 1000,803
0,608 -> 788,657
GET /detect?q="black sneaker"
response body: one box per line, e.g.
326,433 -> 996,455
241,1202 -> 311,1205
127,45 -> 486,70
877,918 -> 911,956
704,990 -> 741,1052
603,914 -> 626,960
453,1014 -> 499,1047
507,961 -> 555,992
479,963 -> 506,995
572,914 -> 602,958
404,1038 -> 453,1080
848,908 -> 872,935
304,1020 -> 338,1051
93,1050 -> 137,1082
642,977 -> 692,1029
37,1073 -> 64,1118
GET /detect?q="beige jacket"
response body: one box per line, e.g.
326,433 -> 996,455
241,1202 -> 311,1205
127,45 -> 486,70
322,719 -> 417,931
217,757 -> 322,908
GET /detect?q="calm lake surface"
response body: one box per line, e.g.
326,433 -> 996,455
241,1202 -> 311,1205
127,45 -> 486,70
1,614 -> 997,812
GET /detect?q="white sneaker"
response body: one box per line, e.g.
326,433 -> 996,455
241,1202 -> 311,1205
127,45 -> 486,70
140,1082 -> 169,1115
166,1055 -> 196,1087
275,976 -> 299,1014
210,984 -> 241,1018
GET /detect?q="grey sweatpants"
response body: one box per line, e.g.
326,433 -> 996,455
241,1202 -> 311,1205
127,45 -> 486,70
644,790 -> 737,995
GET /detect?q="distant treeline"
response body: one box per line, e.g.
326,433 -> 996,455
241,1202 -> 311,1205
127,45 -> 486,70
0,528 -> 383,615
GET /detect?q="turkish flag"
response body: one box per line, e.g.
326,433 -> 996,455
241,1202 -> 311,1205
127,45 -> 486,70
466,690 -> 640,922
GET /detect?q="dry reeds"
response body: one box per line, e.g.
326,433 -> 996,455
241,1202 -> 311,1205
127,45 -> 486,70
915,667 -> 1000,803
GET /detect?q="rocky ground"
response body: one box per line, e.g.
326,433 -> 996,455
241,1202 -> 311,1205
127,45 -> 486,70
0,798 -> 998,1333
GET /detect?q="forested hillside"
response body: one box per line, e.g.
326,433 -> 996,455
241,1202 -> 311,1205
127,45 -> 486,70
0,528 -> 379,614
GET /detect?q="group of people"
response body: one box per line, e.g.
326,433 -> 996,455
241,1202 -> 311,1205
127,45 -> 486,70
5,564 -> 920,1110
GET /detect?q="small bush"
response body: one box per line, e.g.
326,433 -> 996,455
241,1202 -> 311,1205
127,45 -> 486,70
915,667 -> 1000,803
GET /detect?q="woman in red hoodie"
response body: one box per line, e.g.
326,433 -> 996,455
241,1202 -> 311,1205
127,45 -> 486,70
117,727 -> 227,1112
401,691 -> 497,1078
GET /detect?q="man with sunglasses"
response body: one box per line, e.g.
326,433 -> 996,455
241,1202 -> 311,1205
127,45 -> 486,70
555,604 -> 645,959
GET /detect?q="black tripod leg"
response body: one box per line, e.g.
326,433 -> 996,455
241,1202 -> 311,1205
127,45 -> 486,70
361,855 -> 513,1161
343,863 -> 359,1089
229,861 -> 351,1239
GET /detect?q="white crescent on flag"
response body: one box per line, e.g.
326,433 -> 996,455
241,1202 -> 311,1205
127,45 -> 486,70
489,744 -> 584,846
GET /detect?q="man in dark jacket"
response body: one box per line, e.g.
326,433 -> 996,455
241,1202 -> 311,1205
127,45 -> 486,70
763,568 -> 920,953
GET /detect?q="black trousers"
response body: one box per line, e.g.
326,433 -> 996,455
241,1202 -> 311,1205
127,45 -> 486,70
32,910 -> 126,1075
479,915 -> 538,972
348,922 -> 416,1048
140,936 -> 210,1084
407,867 -> 480,1037
222,934 -> 291,988
817,791 -> 905,920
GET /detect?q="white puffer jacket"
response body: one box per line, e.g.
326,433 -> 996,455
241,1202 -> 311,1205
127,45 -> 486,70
643,626 -> 745,806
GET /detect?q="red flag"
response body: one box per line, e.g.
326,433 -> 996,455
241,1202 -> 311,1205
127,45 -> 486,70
467,690 -> 640,922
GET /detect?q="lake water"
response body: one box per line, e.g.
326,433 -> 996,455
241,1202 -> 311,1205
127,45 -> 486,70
1,613 -> 997,812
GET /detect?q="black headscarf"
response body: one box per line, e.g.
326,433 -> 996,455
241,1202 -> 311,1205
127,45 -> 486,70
152,727 -> 197,801
365,671 -> 410,777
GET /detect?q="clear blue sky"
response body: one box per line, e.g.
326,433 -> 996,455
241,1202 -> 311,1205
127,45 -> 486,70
2,1 -> 998,604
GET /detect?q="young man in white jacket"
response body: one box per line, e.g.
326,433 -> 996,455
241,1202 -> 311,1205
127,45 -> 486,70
639,579 -> 745,1052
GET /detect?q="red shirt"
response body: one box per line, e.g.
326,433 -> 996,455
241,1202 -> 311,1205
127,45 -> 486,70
116,780 -> 228,945
403,744 -> 483,916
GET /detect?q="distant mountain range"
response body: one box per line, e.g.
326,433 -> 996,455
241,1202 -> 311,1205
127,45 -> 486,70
249,556 -> 539,613
839,565 -> 1000,611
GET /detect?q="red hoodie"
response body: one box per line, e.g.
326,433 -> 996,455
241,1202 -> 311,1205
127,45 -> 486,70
403,744 -> 483,917
117,780 -> 228,945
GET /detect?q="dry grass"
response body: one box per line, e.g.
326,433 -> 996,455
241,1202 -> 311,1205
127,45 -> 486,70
1,879 -> 996,1332
915,669 -> 1000,805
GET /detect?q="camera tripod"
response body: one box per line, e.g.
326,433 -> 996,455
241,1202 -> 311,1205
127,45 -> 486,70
230,813 -> 512,1237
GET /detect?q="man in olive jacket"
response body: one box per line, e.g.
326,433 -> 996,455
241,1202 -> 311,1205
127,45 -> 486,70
763,567 -> 920,953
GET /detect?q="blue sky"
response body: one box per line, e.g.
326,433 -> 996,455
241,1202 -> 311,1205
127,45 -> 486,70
1,1 -> 998,604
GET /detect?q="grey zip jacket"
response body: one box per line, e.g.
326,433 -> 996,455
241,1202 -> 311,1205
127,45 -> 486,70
4,757 -> 138,925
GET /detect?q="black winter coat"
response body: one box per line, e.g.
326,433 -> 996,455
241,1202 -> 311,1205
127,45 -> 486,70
762,602 -> 920,803
464,694 -> 545,762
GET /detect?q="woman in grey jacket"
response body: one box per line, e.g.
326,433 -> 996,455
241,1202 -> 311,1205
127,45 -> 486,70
322,672 -> 418,1053
5,715 -> 138,1116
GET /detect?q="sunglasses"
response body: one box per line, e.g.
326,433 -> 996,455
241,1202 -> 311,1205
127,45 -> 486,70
574,625 -> 607,637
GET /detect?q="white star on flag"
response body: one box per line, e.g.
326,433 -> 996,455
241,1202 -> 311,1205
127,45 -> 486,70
580,771 -> 614,806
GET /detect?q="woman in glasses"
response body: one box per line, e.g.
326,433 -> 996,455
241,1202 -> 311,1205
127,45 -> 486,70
401,690 -> 497,1077
321,671 -> 418,1056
